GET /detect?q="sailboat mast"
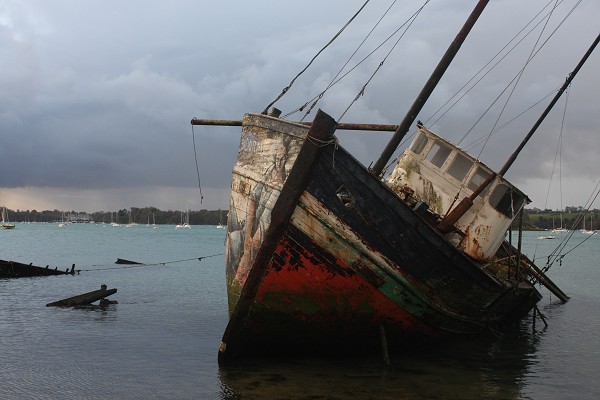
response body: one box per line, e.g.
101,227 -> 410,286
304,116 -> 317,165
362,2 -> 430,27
370,0 -> 490,177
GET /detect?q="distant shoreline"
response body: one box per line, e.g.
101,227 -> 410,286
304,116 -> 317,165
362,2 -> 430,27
3,207 -> 227,226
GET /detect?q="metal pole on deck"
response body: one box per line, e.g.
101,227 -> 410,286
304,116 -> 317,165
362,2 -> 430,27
190,118 -> 397,132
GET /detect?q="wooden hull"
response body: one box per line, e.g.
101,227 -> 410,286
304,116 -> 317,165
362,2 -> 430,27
220,112 -> 541,362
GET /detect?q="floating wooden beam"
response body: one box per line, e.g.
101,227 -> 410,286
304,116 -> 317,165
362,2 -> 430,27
191,118 -> 398,132
46,284 -> 117,307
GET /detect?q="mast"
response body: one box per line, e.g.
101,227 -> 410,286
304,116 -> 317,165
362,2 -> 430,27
438,31 -> 600,233
370,0 -> 490,177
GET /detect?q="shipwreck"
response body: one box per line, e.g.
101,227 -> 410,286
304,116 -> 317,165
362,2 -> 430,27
191,1 -> 598,362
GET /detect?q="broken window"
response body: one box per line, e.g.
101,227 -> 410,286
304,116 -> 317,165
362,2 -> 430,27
489,183 -> 526,218
426,141 -> 451,168
468,166 -> 491,195
447,153 -> 473,182
410,132 -> 429,155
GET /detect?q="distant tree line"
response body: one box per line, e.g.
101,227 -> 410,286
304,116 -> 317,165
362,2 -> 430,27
511,208 -> 599,231
8,205 -> 598,231
6,207 -> 227,226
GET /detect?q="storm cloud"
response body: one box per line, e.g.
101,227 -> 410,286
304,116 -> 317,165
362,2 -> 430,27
1,0 -> 598,212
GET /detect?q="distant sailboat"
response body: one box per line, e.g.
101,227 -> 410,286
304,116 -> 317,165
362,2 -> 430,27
175,208 -> 191,229
58,211 -> 67,228
1,191 -> 15,230
551,214 -> 567,233
217,209 -> 225,229
111,212 -> 120,227
126,208 -> 138,227
581,214 -> 595,235
1,207 -> 15,229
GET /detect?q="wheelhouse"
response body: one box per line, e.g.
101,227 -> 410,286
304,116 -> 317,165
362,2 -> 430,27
386,125 -> 529,261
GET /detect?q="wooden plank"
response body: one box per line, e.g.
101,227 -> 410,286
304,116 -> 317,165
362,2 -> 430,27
46,285 -> 117,307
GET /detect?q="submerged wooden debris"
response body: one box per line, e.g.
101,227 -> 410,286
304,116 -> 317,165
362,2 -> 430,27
0,259 -> 77,278
115,258 -> 143,265
46,284 -> 117,307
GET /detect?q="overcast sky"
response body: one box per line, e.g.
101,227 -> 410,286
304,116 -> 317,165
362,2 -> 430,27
1,0 -> 598,213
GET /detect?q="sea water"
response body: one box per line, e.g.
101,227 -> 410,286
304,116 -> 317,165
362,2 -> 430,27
1,224 -> 599,399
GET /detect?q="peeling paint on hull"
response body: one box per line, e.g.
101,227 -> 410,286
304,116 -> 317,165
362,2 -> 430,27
220,113 -> 541,362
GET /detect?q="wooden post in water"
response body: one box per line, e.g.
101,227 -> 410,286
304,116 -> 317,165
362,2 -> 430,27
380,325 -> 390,366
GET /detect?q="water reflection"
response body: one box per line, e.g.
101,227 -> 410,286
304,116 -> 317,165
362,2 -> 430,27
71,303 -> 119,321
218,320 -> 543,400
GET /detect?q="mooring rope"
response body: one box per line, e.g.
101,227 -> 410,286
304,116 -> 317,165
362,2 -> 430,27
191,124 -> 204,204
77,253 -> 225,273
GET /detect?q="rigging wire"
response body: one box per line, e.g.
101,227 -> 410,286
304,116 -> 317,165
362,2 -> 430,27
542,180 -> 600,272
78,253 -> 225,272
472,0 -> 561,161
382,1 -> 572,176
296,0 -> 400,122
461,88 -> 558,152
283,1 -> 430,120
537,86 -> 599,273
427,0 -> 564,130
543,88 -> 568,210
262,0 -> 371,115
191,124 -> 204,204
338,1 -> 430,122
531,87 -> 568,261
421,0 -> 581,152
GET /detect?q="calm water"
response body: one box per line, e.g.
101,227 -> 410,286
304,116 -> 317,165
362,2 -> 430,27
1,224 -> 599,399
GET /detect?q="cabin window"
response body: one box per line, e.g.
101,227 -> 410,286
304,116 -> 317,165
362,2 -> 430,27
447,153 -> 473,182
468,167 -> 491,195
426,141 -> 451,168
489,184 -> 526,218
410,132 -> 429,155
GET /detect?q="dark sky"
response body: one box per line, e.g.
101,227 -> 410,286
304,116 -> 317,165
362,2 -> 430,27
1,0 -> 598,212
